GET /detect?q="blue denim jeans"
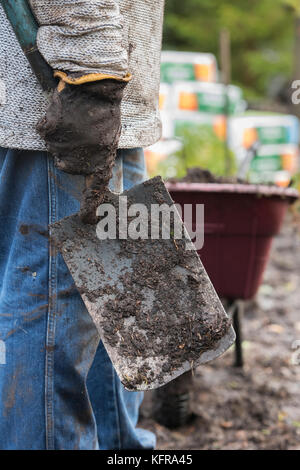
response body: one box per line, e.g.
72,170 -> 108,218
0,147 -> 155,450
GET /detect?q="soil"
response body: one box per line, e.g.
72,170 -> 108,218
19,224 -> 29,235
168,167 -> 249,185
139,213 -> 300,449
19,223 -> 49,238
102,236 -> 231,389
80,169 -> 116,225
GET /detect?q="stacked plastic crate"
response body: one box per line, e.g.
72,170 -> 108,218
228,114 -> 300,186
146,51 -> 245,176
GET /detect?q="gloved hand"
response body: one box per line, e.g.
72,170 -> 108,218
37,72 -> 129,224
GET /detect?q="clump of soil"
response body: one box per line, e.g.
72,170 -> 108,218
168,167 -> 247,185
101,234 -> 231,389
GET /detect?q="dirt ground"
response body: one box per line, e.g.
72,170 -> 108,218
139,212 -> 300,450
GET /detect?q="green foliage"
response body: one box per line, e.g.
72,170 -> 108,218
291,170 -> 300,189
163,0 -> 295,99
156,126 -> 237,179
283,0 -> 300,16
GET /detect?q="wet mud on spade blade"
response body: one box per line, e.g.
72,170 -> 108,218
50,176 -> 235,391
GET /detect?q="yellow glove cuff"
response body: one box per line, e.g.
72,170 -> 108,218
54,70 -> 132,91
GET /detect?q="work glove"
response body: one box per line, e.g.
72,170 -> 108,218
37,71 -> 130,224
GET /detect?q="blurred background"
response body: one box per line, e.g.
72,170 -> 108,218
139,0 -> 300,450
145,0 -> 300,188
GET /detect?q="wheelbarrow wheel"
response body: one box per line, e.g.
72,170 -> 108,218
152,371 -> 193,428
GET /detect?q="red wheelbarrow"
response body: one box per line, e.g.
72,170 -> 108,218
166,182 -> 299,300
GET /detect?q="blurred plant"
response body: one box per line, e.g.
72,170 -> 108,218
156,125 -> 237,179
283,0 -> 300,16
291,171 -> 300,190
164,0 -> 294,99
289,172 -> 300,222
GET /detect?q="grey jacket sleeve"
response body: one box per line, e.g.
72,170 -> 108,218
29,0 -> 128,78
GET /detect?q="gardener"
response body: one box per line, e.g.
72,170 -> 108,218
0,1 -> 164,450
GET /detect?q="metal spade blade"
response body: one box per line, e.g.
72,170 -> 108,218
50,176 -> 235,391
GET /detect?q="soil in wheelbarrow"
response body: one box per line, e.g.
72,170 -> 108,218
139,213 -> 300,449
167,167 -> 249,185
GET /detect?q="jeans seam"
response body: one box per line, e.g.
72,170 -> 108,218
45,156 -> 57,450
112,368 -> 122,449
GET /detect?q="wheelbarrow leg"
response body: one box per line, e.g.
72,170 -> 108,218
152,371 -> 194,428
232,301 -> 244,368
